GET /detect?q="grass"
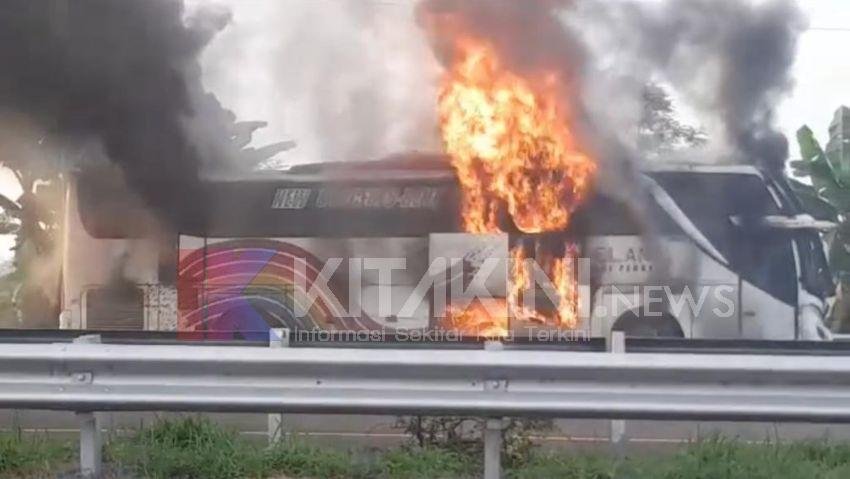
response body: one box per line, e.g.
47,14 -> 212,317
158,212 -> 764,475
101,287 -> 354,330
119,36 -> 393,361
6,419 -> 850,478
107,417 -> 476,479
510,438 -> 850,479
0,431 -> 73,478
107,417 -> 268,479
372,447 -> 476,479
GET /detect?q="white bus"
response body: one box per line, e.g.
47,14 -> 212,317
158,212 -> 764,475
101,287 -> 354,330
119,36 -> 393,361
59,156 -> 834,340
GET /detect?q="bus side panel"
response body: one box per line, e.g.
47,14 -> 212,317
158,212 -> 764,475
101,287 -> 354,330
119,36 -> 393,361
62,180 -> 161,330
587,236 -> 740,338
740,282 -> 796,340
176,236 -> 433,334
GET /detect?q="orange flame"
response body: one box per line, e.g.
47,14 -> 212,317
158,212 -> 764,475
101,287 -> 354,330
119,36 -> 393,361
437,38 -> 593,337
438,39 -> 596,234
509,244 -> 579,329
444,300 -> 509,338
551,251 -> 579,328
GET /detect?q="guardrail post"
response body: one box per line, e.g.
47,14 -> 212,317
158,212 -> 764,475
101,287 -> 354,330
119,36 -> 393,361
74,335 -> 102,478
11,409 -> 20,438
608,331 -> 626,453
483,340 -> 505,479
268,328 -> 290,444
77,412 -> 101,478
484,418 -> 504,479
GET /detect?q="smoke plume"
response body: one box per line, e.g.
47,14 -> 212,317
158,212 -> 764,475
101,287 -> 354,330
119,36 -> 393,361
411,0 -> 805,289
195,0 -> 441,165
576,0 -> 806,171
415,0 -> 804,173
0,0 -> 807,205
199,0 -> 804,174
0,0 -> 243,223
417,0 -> 584,81
411,0 -> 807,315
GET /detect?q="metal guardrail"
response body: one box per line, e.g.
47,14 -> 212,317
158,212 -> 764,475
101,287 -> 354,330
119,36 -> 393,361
3,330 -> 850,477
0,329 -> 267,347
625,337 -> 850,355
4,340 -> 850,420
0,328 -> 610,350
6,328 -> 850,354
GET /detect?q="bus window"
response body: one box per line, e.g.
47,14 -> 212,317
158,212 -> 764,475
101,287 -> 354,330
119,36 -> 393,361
649,172 -> 797,305
571,192 -> 681,237
796,230 -> 836,299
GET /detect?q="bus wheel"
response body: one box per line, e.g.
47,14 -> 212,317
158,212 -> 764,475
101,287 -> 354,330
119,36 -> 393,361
612,310 -> 684,338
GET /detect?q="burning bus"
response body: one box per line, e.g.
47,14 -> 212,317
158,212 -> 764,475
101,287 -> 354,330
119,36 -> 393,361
59,154 -> 834,340
55,26 -> 833,341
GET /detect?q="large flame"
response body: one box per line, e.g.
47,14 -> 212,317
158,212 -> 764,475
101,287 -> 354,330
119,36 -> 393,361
437,38 -> 594,337
438,39 -> 596,234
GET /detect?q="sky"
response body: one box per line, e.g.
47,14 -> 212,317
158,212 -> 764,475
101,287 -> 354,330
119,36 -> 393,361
778,0 -> 850,150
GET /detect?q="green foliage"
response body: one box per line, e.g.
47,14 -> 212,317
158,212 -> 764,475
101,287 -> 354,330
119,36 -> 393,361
511,438 -> 850,479
264,440 -> 366,479
0,432 -> 73,477
639,83 -> 707,155
107,417 -> 267,479
791,107 -> 850,329
826,106 -> 850,188
395,416 -> 552,467
107,417 -> 477,479
8,419 -> 850,479
507,453 -> 620,479
397,416 -> 480,456
787,178 -> 839,222
791,120 -> 850,215
0,128 -> 65,327
375,447 -> 476,479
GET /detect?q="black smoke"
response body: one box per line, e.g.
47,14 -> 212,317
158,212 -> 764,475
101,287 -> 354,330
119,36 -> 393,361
580,0 -> 805,171
417,0 -> 585,84
0,0 -> 233,224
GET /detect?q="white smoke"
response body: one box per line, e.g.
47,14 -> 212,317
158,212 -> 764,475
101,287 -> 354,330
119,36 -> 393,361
194,0 -> 442,166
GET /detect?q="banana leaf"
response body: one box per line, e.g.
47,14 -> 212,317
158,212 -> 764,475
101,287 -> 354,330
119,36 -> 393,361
827,106 -> 850,188
787,178 -> 839,221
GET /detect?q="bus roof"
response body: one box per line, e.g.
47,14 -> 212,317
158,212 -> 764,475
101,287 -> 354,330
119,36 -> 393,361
74,154 -> 769,239
206,153 -> 764,183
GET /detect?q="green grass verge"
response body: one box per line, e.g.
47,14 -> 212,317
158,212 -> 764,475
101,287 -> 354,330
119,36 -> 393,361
0,432 -> 74,478
107,417 -> 476,479
107,417 -> 268,479
6,418 -> 850,478
511,438 -> 850,479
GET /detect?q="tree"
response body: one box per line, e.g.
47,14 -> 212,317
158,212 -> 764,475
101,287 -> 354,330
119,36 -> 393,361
789,106 -> 850,329
0,119 -> 65,328
638,83 -> 707,155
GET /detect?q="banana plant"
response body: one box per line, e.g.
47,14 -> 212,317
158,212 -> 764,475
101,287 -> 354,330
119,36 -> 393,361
790,106 -> 850,281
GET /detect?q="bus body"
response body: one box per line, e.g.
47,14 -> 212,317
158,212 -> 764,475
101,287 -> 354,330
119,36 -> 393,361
60,158 -> 835,340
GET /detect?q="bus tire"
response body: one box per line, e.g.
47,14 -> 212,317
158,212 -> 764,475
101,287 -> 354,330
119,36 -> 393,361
612,309 -> 684,338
